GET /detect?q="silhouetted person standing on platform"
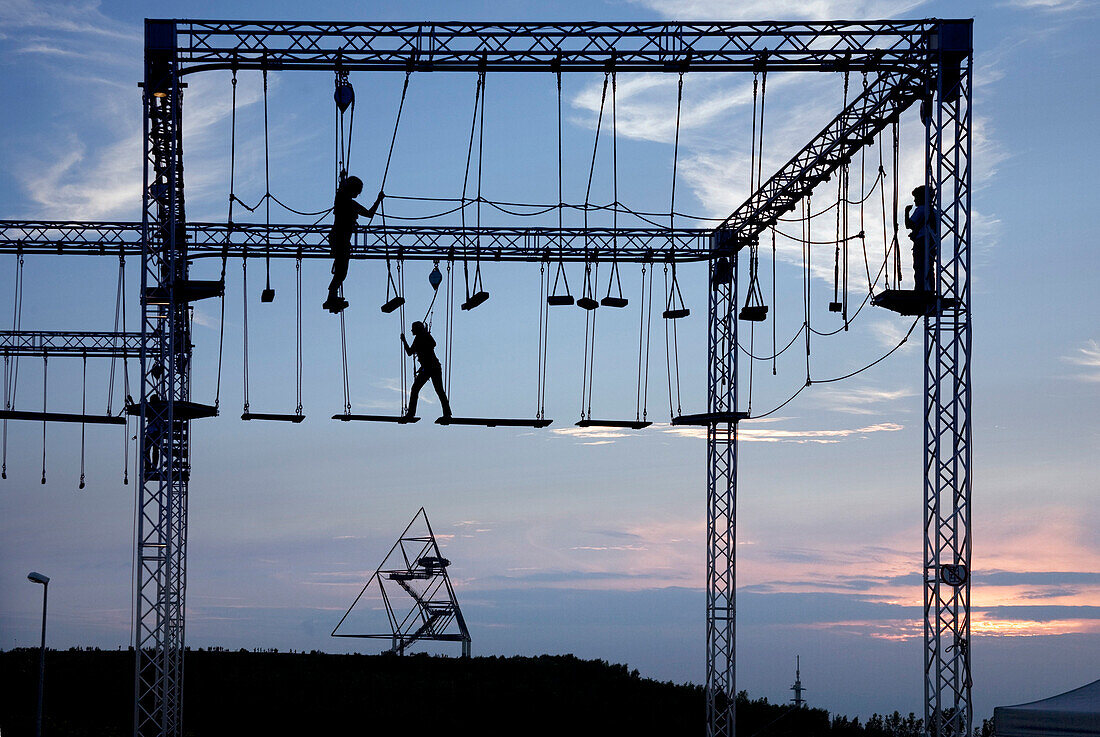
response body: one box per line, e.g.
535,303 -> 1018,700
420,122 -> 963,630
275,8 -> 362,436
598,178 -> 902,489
402,321 -> 451,420
324,175 -> 383,313
905,184 -> 939,293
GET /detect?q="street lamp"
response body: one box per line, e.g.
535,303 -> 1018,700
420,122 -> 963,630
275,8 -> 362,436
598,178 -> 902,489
27,571 -> 49,737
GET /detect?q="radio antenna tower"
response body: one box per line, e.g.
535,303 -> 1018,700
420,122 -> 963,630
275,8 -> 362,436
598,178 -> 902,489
790,656 -> 806,708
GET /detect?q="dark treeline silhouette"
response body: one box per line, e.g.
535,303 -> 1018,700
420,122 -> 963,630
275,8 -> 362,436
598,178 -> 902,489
0,648 -> 993,736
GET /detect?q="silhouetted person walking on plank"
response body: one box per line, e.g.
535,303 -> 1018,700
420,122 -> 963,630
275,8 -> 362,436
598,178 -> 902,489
904,184 -> 939,293
325,175 -> 383,313
402,321 -> 452,420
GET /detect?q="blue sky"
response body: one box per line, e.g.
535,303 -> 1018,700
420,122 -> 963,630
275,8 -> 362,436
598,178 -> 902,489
1,0 -> 1098,723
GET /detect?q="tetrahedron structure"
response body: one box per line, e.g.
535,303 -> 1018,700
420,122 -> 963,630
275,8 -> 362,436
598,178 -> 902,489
332,508 -> 471,657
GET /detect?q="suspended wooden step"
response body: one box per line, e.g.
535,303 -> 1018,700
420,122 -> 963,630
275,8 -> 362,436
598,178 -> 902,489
436,416 -> 552,428
671,411 -> 750,426
601,296 -> 629,308
547,295 -> 574,306
380,296 -> 405,314
143,279 -> 224,305
576,296 -> 599,310
126,400 -> 218,421
576,419 -> 651,430
260,287 -> 275,303
461,291 -> 490,311
0,410 -> 126,425
738,305 -> 768,322
332,414 -> 420,424
828,301 -> 842,313
872,289 -> 958,316
663,307 -> 690,320
241,412 -> 305,423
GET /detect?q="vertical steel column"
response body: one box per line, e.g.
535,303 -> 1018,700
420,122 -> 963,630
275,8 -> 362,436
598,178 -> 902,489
923,20 -> 973,737
135,20 -> 190,737
706,250 -> 738,736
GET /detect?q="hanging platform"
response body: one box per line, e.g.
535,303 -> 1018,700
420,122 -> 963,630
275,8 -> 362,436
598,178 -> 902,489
436,416 -> 552,428
461,291 -> 490,311
872,289 -> 957,316
663,308 -> 690,320
126,400 -> 219,421
0,410 -> 126,425
738,305 -> 768,322
143,279 -> 224,305
241,412 -> 305,423
828,301 -> 842,313
380,296 -> 405,314
260,287 -> 275,303
671,411 -> 750,426
576,296 -> 599,310
547,295 -> 574,306
576,419 -> 651,430
332,414 -> 420,424
601,296 -> 629,308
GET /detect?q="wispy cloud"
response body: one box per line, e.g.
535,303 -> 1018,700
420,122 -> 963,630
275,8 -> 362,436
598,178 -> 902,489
999,0 -> 1092,12
627,0 -> 928,21
1062,339 -> 1100,382
0,0 -> 138,42
811,385 -> 915,415
663,421 -> 903,443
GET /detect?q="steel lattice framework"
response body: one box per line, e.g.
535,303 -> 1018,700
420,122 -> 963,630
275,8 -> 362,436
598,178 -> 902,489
0,222 -> 711,262
0,19 -> 972,737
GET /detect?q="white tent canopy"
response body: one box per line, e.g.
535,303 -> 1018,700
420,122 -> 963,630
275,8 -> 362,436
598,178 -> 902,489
995,679 -> 1100,737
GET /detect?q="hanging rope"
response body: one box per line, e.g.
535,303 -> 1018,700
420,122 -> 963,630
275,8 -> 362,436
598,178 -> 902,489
803,196 -> 812,384
891,119 -> 903,288
536,261 -> 550,419
397,260 -> 407,415
119,254 -> 130,485
458,70 -> 488,306
40,354 -> 47,485
578,72 -> 611,420
2,253 -> 24,480
663,264 -> 683,419
295,256 -> 304,416
878,130 -> 891,291
444,260 -> 454,394
228,69 -> 238,225
339,308 -> 351,416
214,250 -> 227,410
635,263 -> 654,422
604,71 -> 626,306
665,73 -> 686,420
79,353 -> 87,490
262,67 -> 274,300
376,71 -> 412,302
548,68 -> 572,304
241,255 -> 250,414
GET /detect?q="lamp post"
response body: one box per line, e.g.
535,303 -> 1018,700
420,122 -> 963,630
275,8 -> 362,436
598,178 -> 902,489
27,571 -> 49,737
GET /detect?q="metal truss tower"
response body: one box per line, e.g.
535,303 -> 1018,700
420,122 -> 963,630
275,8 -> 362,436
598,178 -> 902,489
0,19 -> 973,737
924,25 -> 974,737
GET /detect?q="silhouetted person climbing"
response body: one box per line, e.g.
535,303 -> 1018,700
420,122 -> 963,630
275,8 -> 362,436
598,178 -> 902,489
905,185 -> 939,293
325,175 -> 383,313
402,321 -> 451,419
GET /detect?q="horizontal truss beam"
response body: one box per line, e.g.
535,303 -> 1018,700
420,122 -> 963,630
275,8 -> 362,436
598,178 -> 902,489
0,222 -> 712,262
170,20 -> 939,73
0,330 -> 146,357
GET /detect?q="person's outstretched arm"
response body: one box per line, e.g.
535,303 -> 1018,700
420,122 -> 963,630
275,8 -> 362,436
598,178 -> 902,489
357,191 -> 384,219
401,333 -> 415,356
